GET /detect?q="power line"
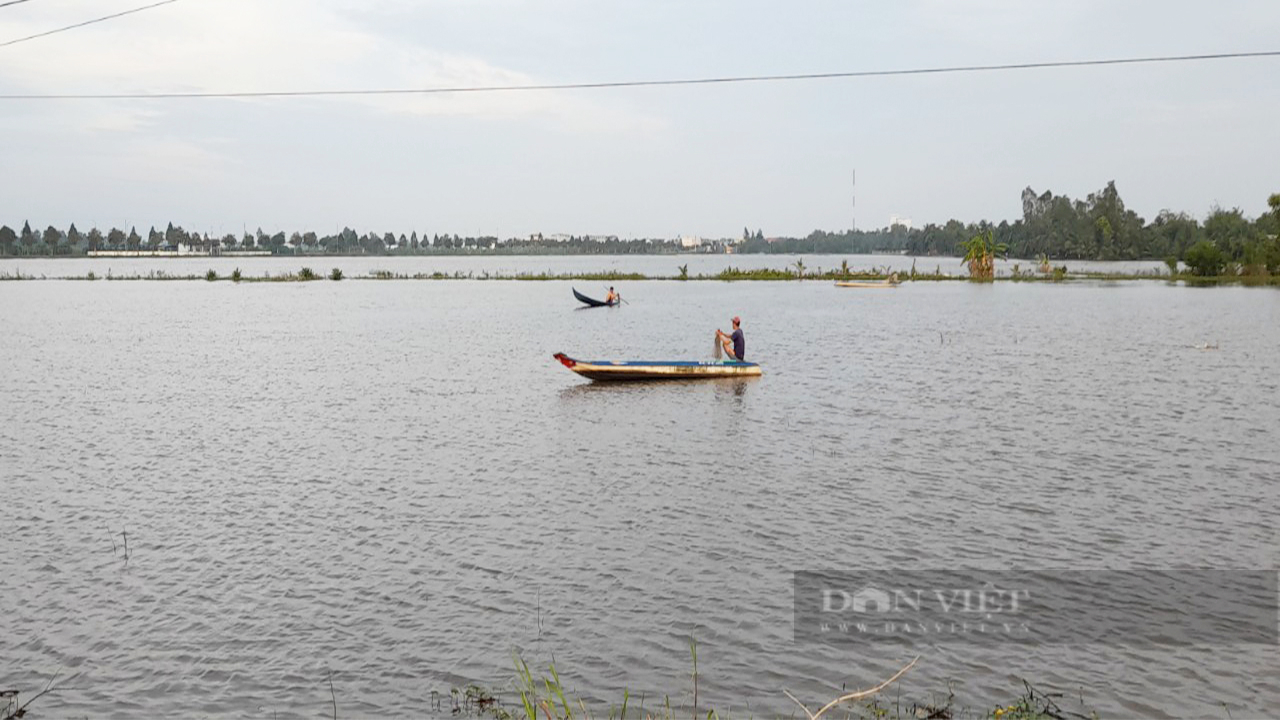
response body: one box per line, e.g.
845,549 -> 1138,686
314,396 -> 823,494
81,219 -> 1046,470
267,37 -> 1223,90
0,0 -> 39,9
0,0 -> 182,48
0,48 -> 1277,100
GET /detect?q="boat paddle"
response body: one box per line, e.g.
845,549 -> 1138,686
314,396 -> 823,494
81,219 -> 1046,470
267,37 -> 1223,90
603,286 -> 630,305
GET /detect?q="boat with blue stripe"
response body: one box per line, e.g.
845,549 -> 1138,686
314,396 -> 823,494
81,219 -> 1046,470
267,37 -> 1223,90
553,353 -> 762,381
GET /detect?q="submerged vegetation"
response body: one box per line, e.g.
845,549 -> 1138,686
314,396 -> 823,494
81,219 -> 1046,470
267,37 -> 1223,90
959,231 -> 1009,282
2,262 -> 1279,285
439,651 -> 1100,720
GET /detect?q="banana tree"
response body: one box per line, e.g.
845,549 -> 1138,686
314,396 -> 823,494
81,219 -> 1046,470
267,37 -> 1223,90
958,230 -> 1008,281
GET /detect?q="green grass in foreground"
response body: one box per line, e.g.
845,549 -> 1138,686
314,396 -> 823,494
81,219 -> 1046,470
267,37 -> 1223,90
440,651 -> 1099,720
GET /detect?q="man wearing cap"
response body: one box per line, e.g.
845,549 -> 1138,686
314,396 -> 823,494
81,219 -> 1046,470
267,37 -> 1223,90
716,316 -> 745,361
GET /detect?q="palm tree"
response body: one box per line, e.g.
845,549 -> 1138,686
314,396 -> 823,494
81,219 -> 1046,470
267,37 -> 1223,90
840,259 -> 850,279
958,230 -> 1007,281
794,258 -> 806,278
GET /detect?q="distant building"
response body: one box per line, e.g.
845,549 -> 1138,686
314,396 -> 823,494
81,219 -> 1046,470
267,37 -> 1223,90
680,235 -> 703,249
889,215 -> 913,230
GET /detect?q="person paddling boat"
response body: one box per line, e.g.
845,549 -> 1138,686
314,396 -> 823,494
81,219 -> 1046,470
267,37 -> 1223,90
715,316 -> 745,361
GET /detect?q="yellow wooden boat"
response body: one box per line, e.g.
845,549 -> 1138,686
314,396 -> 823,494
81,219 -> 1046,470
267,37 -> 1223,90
553,353 -> 762,381
834,280 -> 899,288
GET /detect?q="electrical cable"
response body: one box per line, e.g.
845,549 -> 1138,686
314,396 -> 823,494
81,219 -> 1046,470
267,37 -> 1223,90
0,49 -> 1276,100
0,0 -> 181,48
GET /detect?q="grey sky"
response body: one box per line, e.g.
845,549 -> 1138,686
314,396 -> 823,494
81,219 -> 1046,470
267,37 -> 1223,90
2,0 -> 1277,239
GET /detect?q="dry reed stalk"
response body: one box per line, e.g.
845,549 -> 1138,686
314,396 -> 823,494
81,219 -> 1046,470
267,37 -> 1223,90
782,656 -> 919,720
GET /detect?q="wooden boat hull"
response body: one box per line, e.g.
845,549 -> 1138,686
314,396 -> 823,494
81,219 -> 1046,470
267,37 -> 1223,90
573,288 -> 615,307
834,280 -> 898,288
554,353 -> 762,381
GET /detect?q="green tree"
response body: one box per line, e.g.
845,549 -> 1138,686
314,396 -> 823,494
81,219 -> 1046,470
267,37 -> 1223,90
1258,194 -> 1280,240
959,230 -> 1007,280
42,225 -> 62,255
1149,211 -> 1201,259
127,227 -> 141,250
20,221 -> 37,254
1183,240 -> 1226,276
0,225 -> 16,255
1095,215 -> 1114,258
1203,207 -> 1257,259
67,223 -> 83,251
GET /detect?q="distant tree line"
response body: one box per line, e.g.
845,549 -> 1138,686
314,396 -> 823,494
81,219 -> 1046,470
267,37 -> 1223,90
3,183 -> 1277,274
0,222 -> 690,257
739,183 -> 1280,273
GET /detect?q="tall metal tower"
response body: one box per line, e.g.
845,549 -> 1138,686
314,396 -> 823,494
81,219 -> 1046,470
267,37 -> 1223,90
851,169 -> 857,233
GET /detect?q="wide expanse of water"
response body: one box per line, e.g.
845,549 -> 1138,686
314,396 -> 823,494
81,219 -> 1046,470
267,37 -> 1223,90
3,276 -> 1277,719
0,252 -> 1169,279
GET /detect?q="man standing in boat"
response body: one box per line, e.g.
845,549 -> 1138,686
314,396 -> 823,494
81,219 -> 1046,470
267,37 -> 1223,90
716,316 -> 745,361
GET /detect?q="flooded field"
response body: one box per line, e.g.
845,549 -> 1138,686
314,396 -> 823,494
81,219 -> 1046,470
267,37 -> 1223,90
3,277 -> 1278,718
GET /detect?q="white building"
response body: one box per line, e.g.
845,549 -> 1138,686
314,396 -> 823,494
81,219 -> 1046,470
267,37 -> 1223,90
680,235 -> 703,249
889,215 -> 913,230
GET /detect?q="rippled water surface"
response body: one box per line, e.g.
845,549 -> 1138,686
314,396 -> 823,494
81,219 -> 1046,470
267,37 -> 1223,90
3,278 -> 1278,719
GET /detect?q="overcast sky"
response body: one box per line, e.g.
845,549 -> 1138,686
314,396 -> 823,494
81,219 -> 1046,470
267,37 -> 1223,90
2,0 -> 1278,238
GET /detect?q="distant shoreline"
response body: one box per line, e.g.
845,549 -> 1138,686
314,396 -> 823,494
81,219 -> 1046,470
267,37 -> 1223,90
3,266 -> 1276,286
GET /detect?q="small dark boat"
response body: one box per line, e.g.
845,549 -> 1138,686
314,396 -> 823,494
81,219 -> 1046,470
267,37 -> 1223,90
554,353 -> 763,381
573,288 -> 615,307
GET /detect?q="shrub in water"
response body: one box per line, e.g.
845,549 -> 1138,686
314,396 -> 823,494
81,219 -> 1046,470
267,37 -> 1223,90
232,268 -> 242,282
1184,241 -> 1226,277
330,267 -> 343,281
298,267 -> 316,280
206,269 -> 218,281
